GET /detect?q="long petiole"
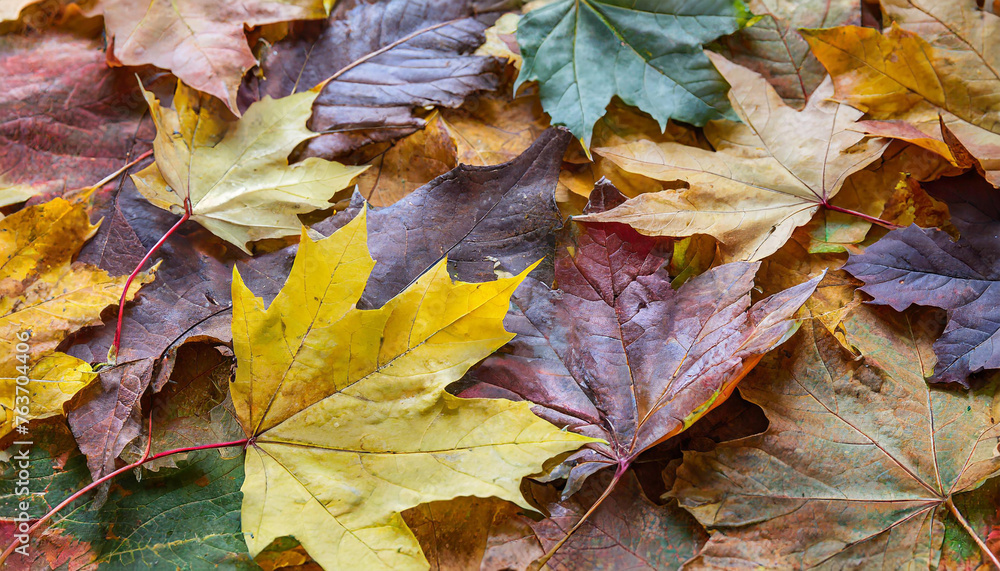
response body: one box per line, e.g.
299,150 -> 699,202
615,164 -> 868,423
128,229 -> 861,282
530,461 -> 629,570
110,196 -> 192,363
0,435 -> 249,564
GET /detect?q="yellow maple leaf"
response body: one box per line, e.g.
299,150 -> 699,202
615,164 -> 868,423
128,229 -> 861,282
133,80 -> 366,254
0,198 -> 153,437
231,208 -> 596,571
579,53 -> 888,262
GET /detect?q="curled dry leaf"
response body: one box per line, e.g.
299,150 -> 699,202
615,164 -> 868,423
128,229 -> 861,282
232,208 -> 595,571
461,181 -> 821,494
133,80 -> 365,254
515,0 -> 749,145
844,173 -> 1000,385
670,311 -> 1000,569
580,54 -> 888,262
241,0 -> 507,159
0,198 -> 152,438
87,0 -> 330,113
802,0 -> 1000,185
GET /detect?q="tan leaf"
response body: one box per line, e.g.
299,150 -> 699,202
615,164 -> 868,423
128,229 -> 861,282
581,54 -> 888,261
671,310 -> 1000,568
88,0 -> 330,113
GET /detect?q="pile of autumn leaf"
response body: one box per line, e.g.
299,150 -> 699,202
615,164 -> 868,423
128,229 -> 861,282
5,0 -> 1000,569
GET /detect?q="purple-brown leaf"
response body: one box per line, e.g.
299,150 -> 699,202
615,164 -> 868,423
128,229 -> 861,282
461,181 -> 821,493
843,173 -> 1000,386
239,0 -> 509,158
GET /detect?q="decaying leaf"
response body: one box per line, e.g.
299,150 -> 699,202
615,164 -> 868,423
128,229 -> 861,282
231,208 -> 594,570
133,80 -> 365,253
67,182 -> 238,481
580,54 -> 888,261
843,173 -> 1000,385
669,311 -> 1000,569
802,0 -> 1000,185
241,0 -> 507,158
715,0 -> 858,109
0,31 -> 151,207
120,343 -> 242,470
461,181 -> 820,494
88,0 -> 330,113
0,198 -> 152,438
516,0 -> 749,146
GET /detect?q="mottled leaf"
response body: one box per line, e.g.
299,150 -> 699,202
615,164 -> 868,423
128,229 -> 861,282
0,198 -> 151,438
670,311 -> 1000,569
0,423 -> 253,570
0,32 -> 151,207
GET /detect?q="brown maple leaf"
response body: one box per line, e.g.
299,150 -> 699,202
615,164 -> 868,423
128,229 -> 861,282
671,309 -> 1000,569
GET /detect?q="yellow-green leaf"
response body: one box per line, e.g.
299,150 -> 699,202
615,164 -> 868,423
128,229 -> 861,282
133,81 -> 366,254
231,208 -> 596,571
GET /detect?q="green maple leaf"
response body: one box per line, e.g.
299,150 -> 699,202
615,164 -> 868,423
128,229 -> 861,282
515,0 -> 751,146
